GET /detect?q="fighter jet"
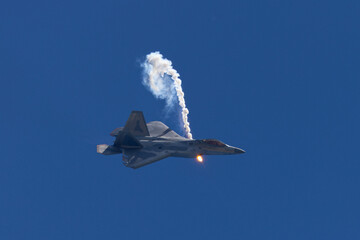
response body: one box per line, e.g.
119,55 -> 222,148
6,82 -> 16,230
97,111 -> 245,169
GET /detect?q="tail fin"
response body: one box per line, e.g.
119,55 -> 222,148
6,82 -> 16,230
123,111 -> 150,137
114,132 -> 142,149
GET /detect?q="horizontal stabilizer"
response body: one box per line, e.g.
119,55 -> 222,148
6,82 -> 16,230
97,144 -> 122,155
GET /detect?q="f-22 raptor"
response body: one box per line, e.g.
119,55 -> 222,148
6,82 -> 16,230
97,111 -> 245,169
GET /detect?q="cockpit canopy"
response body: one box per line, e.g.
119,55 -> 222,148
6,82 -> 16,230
202,139 -> 226,147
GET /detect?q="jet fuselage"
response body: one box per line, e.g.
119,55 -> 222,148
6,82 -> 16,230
97,111 -> 245,169
137,137 -> 244,158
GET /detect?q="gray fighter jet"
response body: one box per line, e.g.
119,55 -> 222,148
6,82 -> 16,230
97,111 -> 245,169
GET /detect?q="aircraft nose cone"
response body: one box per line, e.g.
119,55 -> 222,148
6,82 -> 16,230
234,148 -> 245,154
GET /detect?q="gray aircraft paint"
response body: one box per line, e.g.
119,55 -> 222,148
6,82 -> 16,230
97,111 -> 245,169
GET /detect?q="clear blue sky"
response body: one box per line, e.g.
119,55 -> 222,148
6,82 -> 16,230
1,0 -> 359,239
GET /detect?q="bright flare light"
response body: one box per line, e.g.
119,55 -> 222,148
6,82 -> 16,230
196,155 -> 203,163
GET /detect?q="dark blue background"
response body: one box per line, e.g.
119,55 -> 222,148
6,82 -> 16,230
1,0 -> 359,239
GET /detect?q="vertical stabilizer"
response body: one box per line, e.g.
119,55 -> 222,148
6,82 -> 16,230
123,111 -> 150,137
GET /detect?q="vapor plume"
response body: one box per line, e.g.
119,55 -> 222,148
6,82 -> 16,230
142,51 -> 193,139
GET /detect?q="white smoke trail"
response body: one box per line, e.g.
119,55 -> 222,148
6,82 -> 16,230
142,51 -> 193,139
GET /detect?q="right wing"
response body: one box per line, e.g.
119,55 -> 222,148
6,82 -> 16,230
122,149 -> 171,169
146,121 -> 185,139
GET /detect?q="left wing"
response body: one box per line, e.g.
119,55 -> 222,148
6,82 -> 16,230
122,149 -> 171,169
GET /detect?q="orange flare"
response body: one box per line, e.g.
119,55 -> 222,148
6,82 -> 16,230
196,155 -> 203,163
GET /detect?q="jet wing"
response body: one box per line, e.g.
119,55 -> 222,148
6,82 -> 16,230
123,111 -> 150,137
147,121 -> 186,139
123,149 -> 171,169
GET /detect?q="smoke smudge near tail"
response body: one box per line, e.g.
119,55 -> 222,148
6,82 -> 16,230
141,51 -> 193,139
